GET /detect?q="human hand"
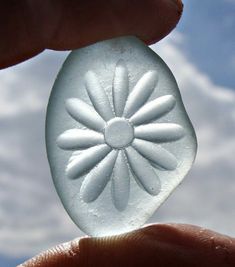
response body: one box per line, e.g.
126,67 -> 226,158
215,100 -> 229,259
4,1 -> 234,267
19,224 -> 235,267
0,0 -> 182,69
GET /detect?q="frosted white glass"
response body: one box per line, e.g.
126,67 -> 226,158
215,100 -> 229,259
46,36 -> 197,236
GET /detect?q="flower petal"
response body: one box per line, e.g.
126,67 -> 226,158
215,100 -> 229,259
123,71 -> 158,118
85,71 -> 114,121
134,123 -> 185,143
68,151 -> 81,164
80,150 -> 118,202
112,60 -> 129,117
129,95 -> 176,125
66,144 -> 111,179
125,146 -> 161,195
132,139 -> 177,170
66,98 -> 106,132
57,129 -> 104,150
112,150 -> 130,211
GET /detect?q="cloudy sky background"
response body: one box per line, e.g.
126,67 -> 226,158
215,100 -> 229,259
0,0 -> 235,266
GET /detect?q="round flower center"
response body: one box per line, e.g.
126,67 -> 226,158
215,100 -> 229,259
104,118 -> 134,148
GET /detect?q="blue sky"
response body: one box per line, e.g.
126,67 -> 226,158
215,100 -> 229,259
0,1 -> 235,266
0,255 -> 27,267
178,0 -> 235,88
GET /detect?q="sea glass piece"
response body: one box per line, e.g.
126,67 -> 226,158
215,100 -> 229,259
46,36 -> 197,237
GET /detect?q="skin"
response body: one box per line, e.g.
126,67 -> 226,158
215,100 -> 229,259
0,0 -> 182,68
0,1 -> 234,266
20,224 -> 235,267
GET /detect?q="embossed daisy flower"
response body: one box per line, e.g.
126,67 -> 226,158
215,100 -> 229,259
57,60 -> 184,210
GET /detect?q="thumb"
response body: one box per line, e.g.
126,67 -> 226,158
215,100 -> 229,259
19,224 -> 235,267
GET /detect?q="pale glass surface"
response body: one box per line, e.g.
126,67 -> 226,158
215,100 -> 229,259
46,36 -> 197,236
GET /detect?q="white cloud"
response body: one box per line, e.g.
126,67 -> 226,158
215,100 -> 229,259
152,33 -> 235,166
0,65 -> 42,117
0,52 -> 79,257
0,34 -> 235,257
150,33 -> 235,234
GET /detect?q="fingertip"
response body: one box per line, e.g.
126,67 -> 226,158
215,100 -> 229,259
19,238 -> 83,267
1,0 -> 183,68
144,0 -> 184,45
19,224 -> 235,267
